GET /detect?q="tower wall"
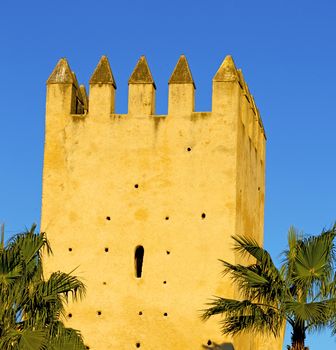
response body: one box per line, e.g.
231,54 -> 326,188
41,55 -> 281,350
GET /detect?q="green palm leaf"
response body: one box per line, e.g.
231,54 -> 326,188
0,224 -> 86,348
0,329 -> 48,350
284,300 -> 332,324
202,224 -> 336,350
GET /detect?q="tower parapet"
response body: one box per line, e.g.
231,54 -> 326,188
42,54 -> 279,350
45,54 -> 266,159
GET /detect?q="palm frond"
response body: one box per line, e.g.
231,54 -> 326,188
221,311 -> 282,338
0,224 -> 86,348
8,225 -> 51,264
284,300 -> 333,326
203,226 -> 336,348
48,322 -> 86,350
220,260 -> 284,303
292,227 -> 336,298
202,297 -> 282,337
44,271 -> 86,302
0,328 -> 48,350
231,235 -> 281,279
202,297 -> 253,319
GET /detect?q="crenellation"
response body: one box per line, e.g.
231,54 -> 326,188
236,68 -> 267,155
254,121 -> 261,155
254,108 -> 264,157
89,55 -> 117,87
212,55 -> 242,118
46,59 -> 86,116
168,55 -> 195,115
169,55 -> 195,86
79,85 -> 88,112
44,54 -> 267,175
89,56 -> 116,116
246,102 -> 255,145
250,95 -> 257,116
237,68 -> 246,92
260,129 -> 266,163
128,56 -> 156,115
213,55 -> 238,82
47,58 -> 74,85
46,55 -> 264,131
71,71 -> 80,90
71,73 -> 86,115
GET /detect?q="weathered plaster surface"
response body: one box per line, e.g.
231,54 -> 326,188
41,56 -> 282,350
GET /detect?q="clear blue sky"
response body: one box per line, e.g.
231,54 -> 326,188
1,0 -> 335,348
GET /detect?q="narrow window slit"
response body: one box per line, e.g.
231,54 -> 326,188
135,245 -> 144,278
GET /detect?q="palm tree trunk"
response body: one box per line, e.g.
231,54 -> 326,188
290,323 -> 306,350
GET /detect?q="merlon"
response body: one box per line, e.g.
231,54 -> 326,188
47,58 -> 74,84
90,55 -> 117,88
128,56 -> 156,88
213,55 -> 238,82
168,55 -> 195,88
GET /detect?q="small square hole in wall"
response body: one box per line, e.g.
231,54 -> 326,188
134,184 -> 139,189
68,248 -> 72,252
97,311 -> 102,316
68,313 -> 72,318
187,147 -> 192,152
166,251 -> 170,255
163,280 -> 167,284
201,213 -> 206,219
138,311 -> 143,315
136,343 -> 141,348
106,216 -> 111,221
165,216 -> 169,220
207,340 -> 212,346
105,248 -> 109,252
163,312 -> 168,317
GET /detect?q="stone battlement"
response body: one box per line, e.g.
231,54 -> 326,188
46,55 -> 265,149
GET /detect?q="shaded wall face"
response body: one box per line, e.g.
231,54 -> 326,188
41,65 -> 269,350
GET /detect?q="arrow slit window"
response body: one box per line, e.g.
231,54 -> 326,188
135,246 -> 144,278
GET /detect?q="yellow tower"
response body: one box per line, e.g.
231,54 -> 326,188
41,54 -> 281,350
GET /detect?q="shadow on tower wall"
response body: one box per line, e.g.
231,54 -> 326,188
203,342 -> 234,350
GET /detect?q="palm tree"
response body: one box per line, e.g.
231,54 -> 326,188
0,224 -> 86,350
202,225 -> 336,350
